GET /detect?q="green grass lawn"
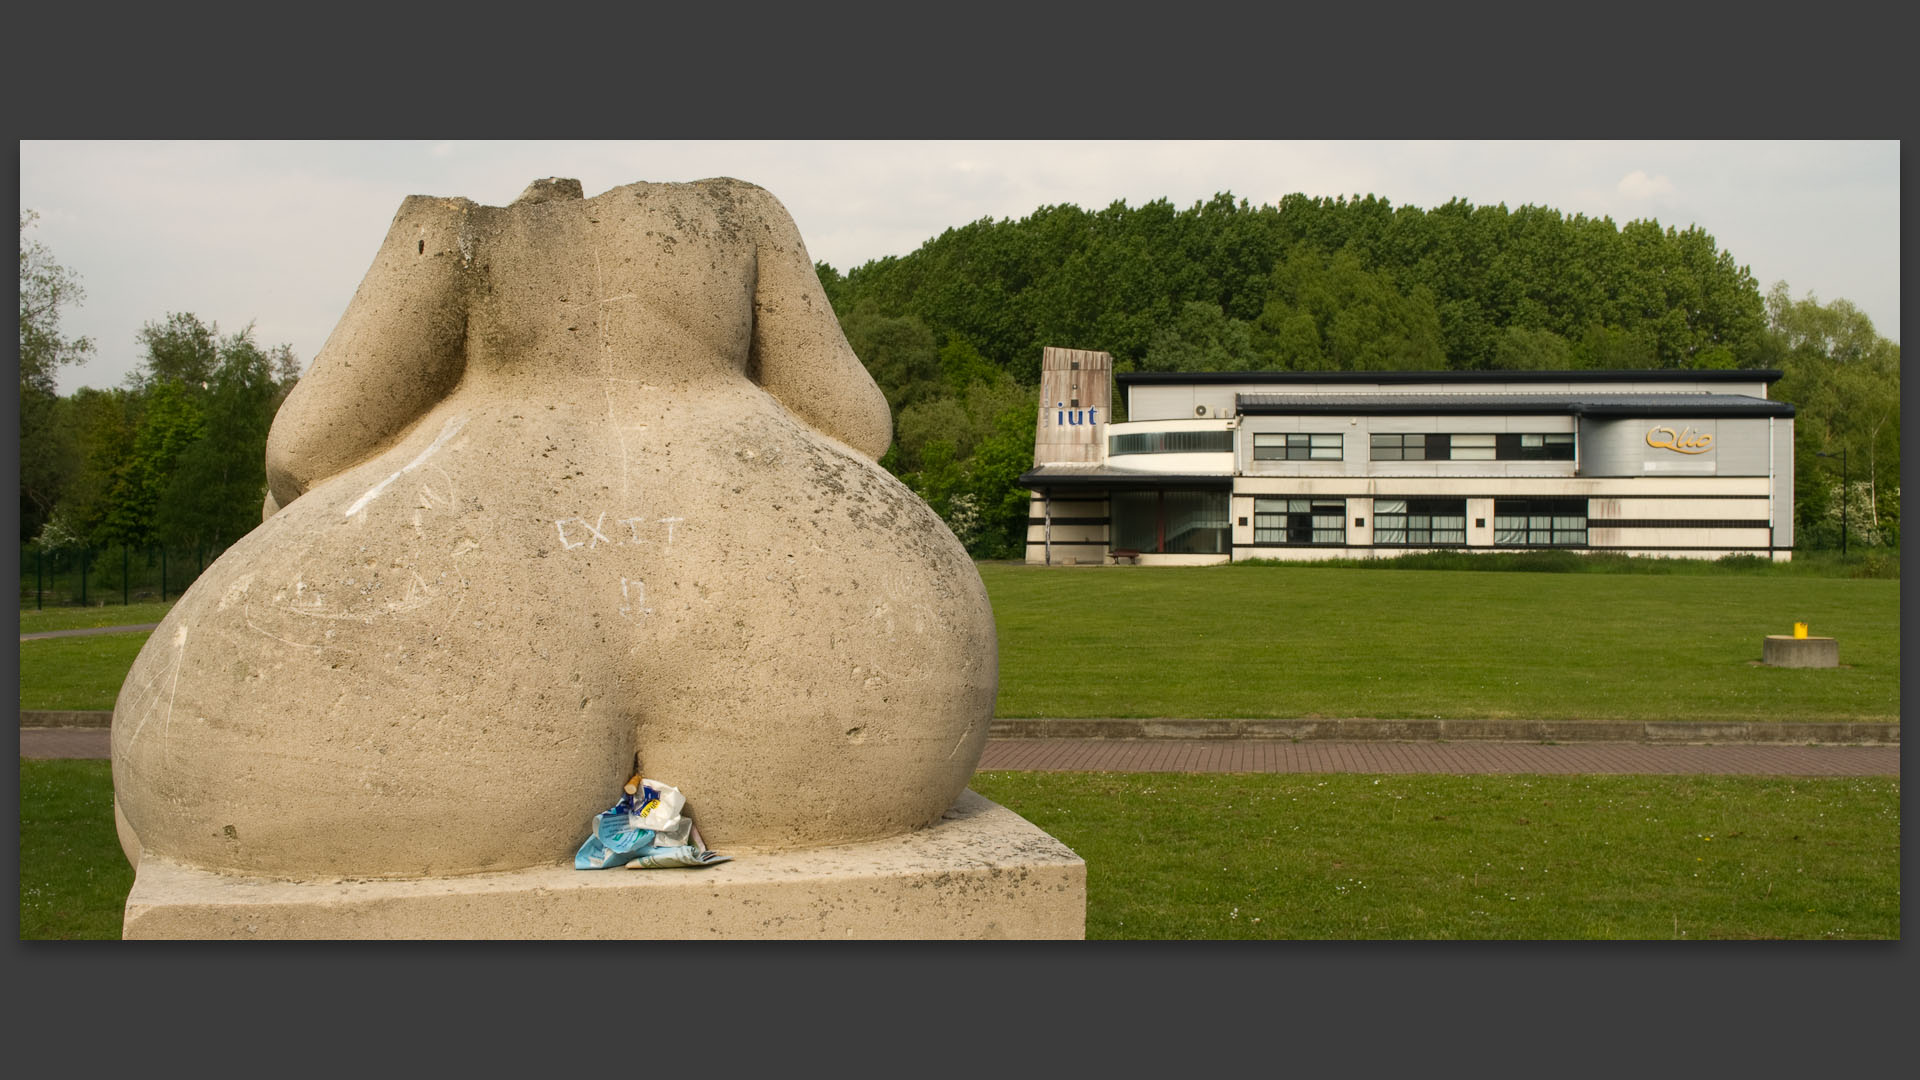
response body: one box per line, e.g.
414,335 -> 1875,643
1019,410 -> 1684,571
19,634 -> 153,711
980,562 -> 1900,722
20,600 -> 176,635
20,761 -> 137,940
970,770 -> 1901,940
24,761 -> 1896,940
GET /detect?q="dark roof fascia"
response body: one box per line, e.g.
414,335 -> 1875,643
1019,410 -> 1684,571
1018,471 -> 1235,491
1116,369 -> 1785,387
1234,397 -> 1795,419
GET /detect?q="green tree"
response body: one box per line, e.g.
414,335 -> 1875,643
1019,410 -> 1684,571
130,311 -> 220,391
1254,248 -> 1446,370
19,211 -> 94,541
1490,326 -> 1580,371
99,381 -> 205,547
18,211 -> 94,395
1764,283 -> 1900,549
841,303 -> 942,414
155,327 -> 289,552
1142,301 -> 1262,372
56,387 -> 143,546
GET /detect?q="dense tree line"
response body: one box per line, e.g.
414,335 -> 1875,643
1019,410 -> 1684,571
1762,285 -> 1902,549
20,213 -> 299,560
19,195 -> 1898,568
820,191 -> 1896,555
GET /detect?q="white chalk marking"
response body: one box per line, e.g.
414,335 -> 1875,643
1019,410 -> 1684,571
659,517 -> 684,545
582,511 -> 611,549
343,414 -> 468,519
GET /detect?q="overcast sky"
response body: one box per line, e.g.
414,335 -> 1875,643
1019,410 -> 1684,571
20,140 -> 1900,396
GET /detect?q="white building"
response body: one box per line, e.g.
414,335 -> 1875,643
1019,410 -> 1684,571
1020,349 -> 1796,564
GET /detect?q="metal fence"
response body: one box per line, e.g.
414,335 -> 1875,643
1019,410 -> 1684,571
19,543 -> 225,610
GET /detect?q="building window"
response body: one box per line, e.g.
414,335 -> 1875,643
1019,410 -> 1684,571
1495,433 -> 1575,460
1368,433 -> 1427,461
1112,489 -> 1231,554
1109,430 -> 1234,456
1253,433 -> 1343,461
1370,433 -> 1575,462
1494,499 -> 1588,547
1374,498 -> 1467,545
1253,498 -> 1347,545
1450,434 -> 1496,461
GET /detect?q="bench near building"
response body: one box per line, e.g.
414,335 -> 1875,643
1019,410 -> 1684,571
1019,347 -> 1796,565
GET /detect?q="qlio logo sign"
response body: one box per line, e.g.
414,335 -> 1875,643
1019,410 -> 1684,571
1646,425 -> 1713,455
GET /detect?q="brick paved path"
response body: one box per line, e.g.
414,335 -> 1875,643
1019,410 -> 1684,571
978,738 -> 1899,776
26,728 -> 1900,775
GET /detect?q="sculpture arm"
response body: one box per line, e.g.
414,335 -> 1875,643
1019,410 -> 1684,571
264,196 -> 473,512
741,185 -> 892,461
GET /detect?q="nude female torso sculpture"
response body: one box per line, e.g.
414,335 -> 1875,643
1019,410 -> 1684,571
111,178 -> 997,879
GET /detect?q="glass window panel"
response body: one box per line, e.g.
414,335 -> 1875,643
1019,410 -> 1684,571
1375,500 -> 1407,514
1163,489 -> 1229,554
1111,491 -> 1159,552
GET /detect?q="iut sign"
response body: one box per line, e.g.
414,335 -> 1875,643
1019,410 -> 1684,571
1052,402 -> 1100,426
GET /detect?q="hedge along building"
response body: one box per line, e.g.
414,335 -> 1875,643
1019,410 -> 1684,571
1019,350 -> 1796,565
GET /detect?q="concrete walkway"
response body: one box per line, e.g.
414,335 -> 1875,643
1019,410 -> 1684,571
26,727 -> 1899,775
978,738 -> 1899,776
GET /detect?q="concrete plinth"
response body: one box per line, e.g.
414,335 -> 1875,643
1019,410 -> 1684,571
121,791 -> 1084,940
1763,635 -> 1839,668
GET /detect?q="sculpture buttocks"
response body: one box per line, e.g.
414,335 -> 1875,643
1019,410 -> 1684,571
110,178 -> 998,880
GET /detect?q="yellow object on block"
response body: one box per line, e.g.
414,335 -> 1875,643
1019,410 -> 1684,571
1793,622 -> 1809,639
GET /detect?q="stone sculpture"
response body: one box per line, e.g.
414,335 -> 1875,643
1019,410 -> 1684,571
111,177 -> 998,880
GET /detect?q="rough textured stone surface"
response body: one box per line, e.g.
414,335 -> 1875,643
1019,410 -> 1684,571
112,178 -> 998,880
1762,635 -> 1839,668
122,791 -> 1084,939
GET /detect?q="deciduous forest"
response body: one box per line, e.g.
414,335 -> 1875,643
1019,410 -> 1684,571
19,193 -> 1900,590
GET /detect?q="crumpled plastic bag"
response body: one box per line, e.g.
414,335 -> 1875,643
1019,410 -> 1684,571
574,778 -> 731,870
623,846 -> 731,869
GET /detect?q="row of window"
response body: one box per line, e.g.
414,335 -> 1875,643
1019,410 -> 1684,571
1104,488 -> 1592,553
1255,432 -> 1577,462
1369,433 -> 1575,461
1109,431 -> 1236,455
1107,430 -> 1576,461
1252,497 -> 1589,548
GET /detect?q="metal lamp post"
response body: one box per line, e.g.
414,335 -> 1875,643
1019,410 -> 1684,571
1816,447 -> 1848,555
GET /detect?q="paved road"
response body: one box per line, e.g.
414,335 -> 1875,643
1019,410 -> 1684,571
26,728 -> 1899,775
20,623 -> 160,641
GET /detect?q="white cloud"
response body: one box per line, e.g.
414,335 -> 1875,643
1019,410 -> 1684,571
1616,169 -> 1676,200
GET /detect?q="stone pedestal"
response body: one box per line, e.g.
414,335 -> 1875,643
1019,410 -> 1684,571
1763,635 -> 1840,668
121,791 -> 1084,940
